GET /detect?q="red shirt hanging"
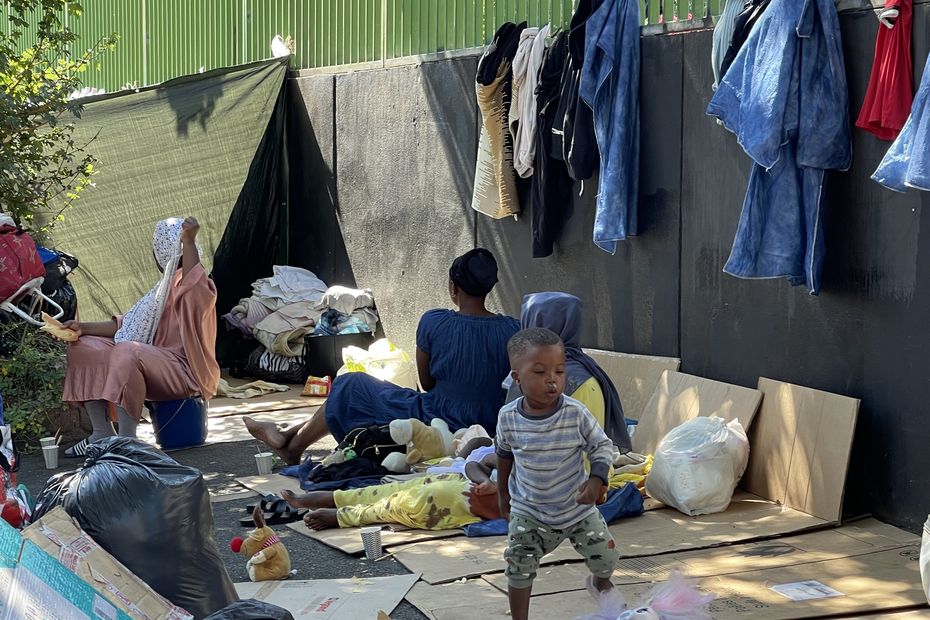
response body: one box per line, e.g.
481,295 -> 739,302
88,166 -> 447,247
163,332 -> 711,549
856,0 -> 913,141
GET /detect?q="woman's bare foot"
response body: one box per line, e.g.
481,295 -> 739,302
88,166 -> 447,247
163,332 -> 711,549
281,489 -> 335,510
243,417 -> 287,449
303,508 -> 339,530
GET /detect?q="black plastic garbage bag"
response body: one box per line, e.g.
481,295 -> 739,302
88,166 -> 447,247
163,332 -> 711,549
33,437 -> 238,618
204,600 -> 295,620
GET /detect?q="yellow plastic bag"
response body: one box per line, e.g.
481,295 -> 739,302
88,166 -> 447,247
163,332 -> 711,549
338,338 -> 419,390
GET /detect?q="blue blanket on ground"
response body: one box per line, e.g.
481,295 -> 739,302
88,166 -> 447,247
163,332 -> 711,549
279,457 -> 385,492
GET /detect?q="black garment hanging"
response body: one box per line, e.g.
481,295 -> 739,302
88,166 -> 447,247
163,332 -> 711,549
720,0 -> 772,80
553,0 -> 601,181
477,21 -> 526,86
531,32 -> 575,258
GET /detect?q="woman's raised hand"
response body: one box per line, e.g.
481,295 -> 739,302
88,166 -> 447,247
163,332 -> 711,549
181,217 -> 200,242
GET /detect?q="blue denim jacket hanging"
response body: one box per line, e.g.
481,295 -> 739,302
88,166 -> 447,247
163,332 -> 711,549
873,50 -> 930,192
707,0 -> 851,295
579,0 -> 641,254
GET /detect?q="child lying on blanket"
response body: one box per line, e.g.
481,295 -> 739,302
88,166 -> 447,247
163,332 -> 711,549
280,438 -> 501,531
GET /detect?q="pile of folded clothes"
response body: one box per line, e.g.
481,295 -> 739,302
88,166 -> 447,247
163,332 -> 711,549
223,267 -> 379,383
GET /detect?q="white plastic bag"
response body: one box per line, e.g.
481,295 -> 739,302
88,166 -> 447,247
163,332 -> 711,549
646,416 -> 749,516
921,515 -> 930,604
337,338 -> 419,390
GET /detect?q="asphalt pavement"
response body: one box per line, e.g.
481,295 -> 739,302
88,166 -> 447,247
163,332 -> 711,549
16,437 -> 430,619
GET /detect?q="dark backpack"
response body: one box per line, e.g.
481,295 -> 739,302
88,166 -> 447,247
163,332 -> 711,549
337,424 -> 405,463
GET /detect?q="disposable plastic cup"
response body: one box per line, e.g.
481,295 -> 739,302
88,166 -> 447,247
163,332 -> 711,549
42,445 -> 59,469
360,526 -> 383,560
255,452 -> 274,475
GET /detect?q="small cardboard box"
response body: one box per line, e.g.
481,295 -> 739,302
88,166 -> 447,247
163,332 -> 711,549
22,507 -> 192,620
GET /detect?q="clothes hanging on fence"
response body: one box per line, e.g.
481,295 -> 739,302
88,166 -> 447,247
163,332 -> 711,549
707,0 -> 851,296
579,0 -> 641,253
531,32 -> 575,258
712,0 -> 744,89
856,0 -> 913,141
719,0 -> 772,82
873,50 -> 930,192
472,22 -> 527,219
553,0 -> 601,181
510,26 -> 549,178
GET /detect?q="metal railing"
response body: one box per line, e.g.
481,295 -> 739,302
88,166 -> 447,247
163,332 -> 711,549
4,0 -> 724,92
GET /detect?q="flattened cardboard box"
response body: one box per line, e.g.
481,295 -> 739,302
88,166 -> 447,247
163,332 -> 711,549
22,508 -> 192,620
394,492 -> 827,585
481,519 -> 921,596
407,544 -> 926,620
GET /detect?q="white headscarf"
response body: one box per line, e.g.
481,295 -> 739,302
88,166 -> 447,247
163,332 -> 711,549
114,218 -> 186,345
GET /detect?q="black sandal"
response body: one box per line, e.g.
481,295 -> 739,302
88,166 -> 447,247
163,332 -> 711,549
244,494 -> 279,514
239,499 -> 304,527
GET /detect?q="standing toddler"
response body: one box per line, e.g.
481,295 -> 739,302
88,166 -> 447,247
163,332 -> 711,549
496,327 -> 620,620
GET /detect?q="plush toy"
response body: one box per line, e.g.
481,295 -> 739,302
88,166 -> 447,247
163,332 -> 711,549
578,572 -> 714,620
230,505 -> 292,582
381,418 -> 455,473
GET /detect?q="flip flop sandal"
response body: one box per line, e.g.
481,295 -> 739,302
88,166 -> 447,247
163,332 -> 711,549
264,501 -> 305,526
244,494 -> 279,514
239,500 -> 304,527
64,438 -> 90,459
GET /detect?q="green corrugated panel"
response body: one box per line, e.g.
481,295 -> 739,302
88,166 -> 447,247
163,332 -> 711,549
70,0 -> 142,92
7,1 -> 725,81
385,0 -> 574,61
145,0 -> 238,85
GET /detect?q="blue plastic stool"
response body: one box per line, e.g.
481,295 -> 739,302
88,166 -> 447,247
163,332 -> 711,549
144,397 -> 208,450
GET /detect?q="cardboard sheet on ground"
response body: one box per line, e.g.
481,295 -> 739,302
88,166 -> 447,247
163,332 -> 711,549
286,521 -> 462,554
209,385 -> 325,417
235,574 -> 418,619
541,544 -> 924,620
407,544 -> 925,620
405,579 -> 518,620
632,370 -> 762,455
395,492 -> 825,584
235,474 -> 305,498
481,519 -> 919,595
582,350 -> 680,422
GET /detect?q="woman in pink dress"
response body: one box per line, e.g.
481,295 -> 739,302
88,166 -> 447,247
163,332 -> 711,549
60,217 -> 220,457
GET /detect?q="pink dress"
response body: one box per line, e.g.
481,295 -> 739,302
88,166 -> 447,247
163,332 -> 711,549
63,264 -> 221,420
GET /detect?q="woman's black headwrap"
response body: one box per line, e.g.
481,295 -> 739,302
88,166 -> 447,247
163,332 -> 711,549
449,248 -> 499,297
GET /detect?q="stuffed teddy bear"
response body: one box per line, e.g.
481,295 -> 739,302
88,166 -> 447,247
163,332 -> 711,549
381,418 -> 455,473
230,505 -> 292,582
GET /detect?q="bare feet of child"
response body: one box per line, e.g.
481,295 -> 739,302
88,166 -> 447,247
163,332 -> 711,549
281,489 -> 336,510
303,508 -> 339,530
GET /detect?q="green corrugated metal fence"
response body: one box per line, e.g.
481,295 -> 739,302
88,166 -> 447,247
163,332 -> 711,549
5,0 -> 724,92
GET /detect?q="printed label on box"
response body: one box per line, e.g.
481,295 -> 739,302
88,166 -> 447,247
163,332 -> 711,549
770,580 -> 844,601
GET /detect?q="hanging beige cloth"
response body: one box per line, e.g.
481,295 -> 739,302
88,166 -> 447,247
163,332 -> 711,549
472,60 -> 521,219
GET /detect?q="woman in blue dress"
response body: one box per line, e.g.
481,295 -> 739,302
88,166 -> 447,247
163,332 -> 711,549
244,248 -> 519,465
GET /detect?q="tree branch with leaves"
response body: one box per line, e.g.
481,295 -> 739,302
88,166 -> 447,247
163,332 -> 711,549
0,0 -> 116,240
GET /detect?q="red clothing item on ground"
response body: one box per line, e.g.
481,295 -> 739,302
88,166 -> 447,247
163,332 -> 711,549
856,0 -> 913,141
